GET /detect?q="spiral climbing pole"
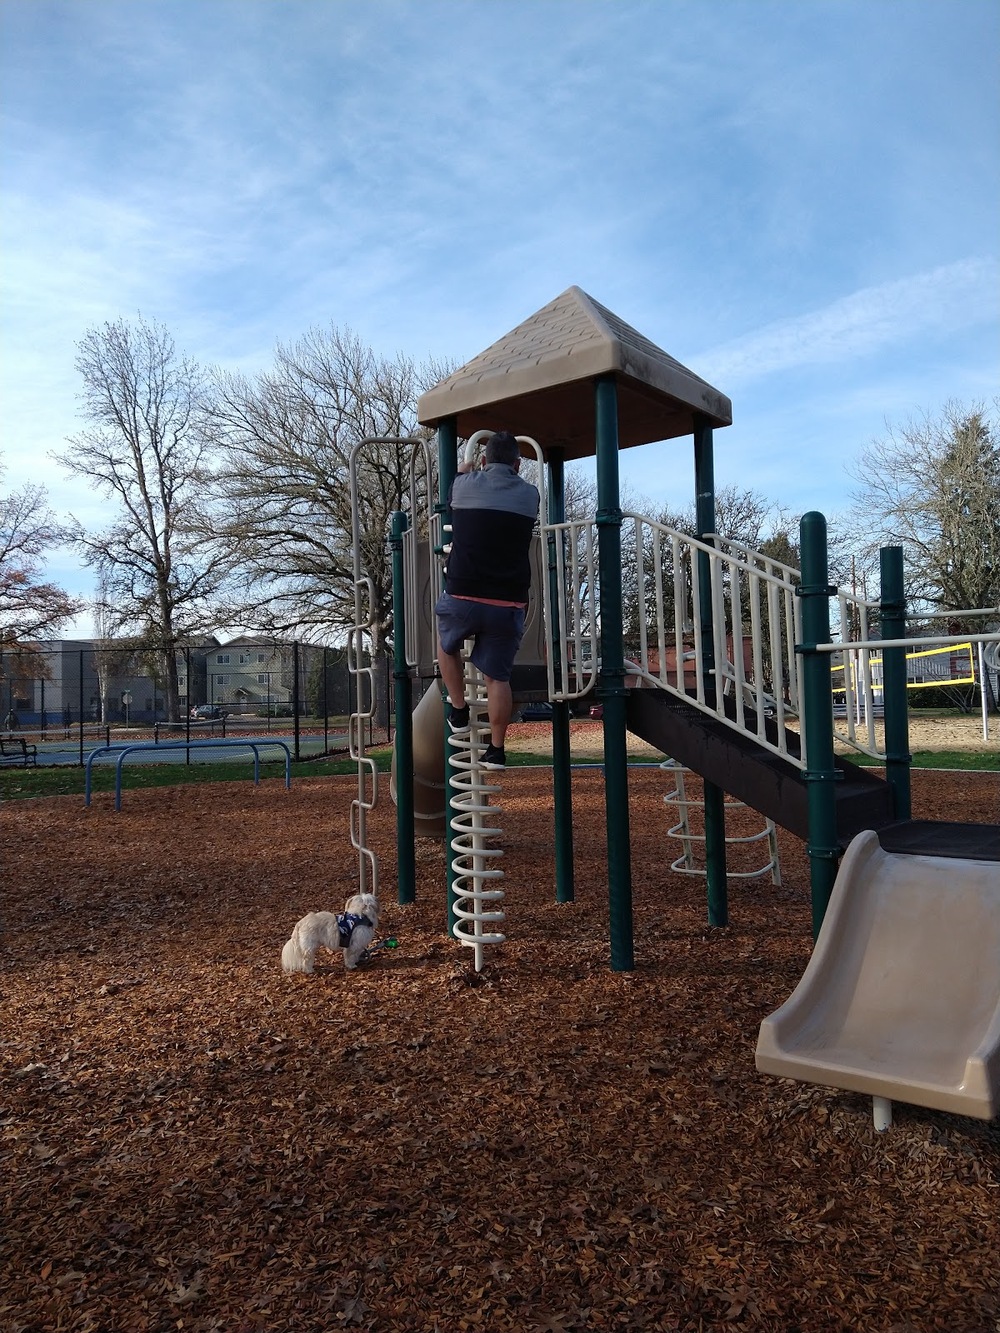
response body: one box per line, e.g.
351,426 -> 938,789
448,662 -> 506,971
437,427 -> 546,971
661,758 -> 781,885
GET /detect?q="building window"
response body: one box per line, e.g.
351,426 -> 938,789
257,674 -> 268,684
216,675 -> 226,685
258,653 -> 266,663
217,654 -> 230,664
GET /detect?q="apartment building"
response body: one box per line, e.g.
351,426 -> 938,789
191,636 -> 297,714
7,637 -> 340,725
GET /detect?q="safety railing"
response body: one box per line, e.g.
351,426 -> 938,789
827,585 -> 884,759
546,512 -> 998,769
545,513 -> 810,769
84,738 -> 292,811
545,517 -> 600,702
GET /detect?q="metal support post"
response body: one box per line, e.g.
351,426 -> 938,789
547,450 -> 575,903
390,510 -> 416,904
595,375 -> 634,971
292,640 -> 301,761
879,545 -> 911,821
694,414 -> 728,926
78,650 -> 85,768
798,511 -> 840,938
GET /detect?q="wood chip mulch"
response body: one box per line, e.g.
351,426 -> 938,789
1,765 -> 998,1333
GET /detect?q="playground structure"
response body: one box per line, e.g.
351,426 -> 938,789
660,758 -> 780,886
832,628 -> 996,741
756,824 -> 1000,1126
346,286 -> 999,1123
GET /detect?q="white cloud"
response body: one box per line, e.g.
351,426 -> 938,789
695,259 -> 1000,387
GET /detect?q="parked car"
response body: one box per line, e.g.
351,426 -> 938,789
519,701 -> 554,722
190,704 -> 227,719
589,703 -> 604,719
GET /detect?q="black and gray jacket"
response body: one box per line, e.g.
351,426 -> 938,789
445,464 -> 540,603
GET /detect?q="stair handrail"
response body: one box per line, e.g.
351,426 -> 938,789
540,510 -> 809,767
711,534 -> 926,763
543,509 -> 998,769
623,513 -> 807,765
543,515 -> 600,701
703,532 -> 802,584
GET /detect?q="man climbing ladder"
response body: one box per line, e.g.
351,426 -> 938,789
435,429 -> 540,769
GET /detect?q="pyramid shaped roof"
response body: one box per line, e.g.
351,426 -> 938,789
417,286 -> 731,460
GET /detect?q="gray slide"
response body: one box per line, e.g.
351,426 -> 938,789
756,828 -> 1000,1120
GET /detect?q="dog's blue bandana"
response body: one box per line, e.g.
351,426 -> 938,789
337,913 -> 372,948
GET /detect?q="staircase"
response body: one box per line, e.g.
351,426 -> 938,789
546,512 -> 899,845
626,688 -> 895,847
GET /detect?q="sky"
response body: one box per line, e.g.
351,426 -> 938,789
1,0 -> 998,637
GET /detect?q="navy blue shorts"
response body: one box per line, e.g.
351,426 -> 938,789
435,593 -> 526,683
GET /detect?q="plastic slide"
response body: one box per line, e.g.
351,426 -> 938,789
391,685 -> 447,838
756,826 -> 1000,1120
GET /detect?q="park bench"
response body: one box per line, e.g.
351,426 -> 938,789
0,736 -> 38,767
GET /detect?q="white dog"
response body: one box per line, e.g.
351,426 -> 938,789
280,892 -> 380,973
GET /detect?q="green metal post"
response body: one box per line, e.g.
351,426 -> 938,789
798,511 -> 840,938
879,545 -> 911,821
78,649 -> 85,767
547,451 -> 575,903
595,375 -> 634,971
693,414 -> 728,927
437,418 -> 458,518
292,640 -> 301,761
436,418 -> 460,935
390,510 -> 416,904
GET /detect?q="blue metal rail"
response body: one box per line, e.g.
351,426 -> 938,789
84,738 -> 293,810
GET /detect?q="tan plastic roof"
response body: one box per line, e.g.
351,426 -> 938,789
417,286 -> 732,461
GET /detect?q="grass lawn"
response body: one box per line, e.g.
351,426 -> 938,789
846,749 -> 998,771
0,728 -> 995,803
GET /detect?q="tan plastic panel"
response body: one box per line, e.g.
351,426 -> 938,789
390,684 -> 448,838
416,286 -> 731,458
756,830 -> 1000,1120
409,535 -> 547,679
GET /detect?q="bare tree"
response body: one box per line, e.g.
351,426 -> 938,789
0,458 -> 80,648
207,326 -> 439,657
635,485 -> 799,636
53,316 -> 234,721
848,400 -> 1000,627
89,569 -> 144,724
